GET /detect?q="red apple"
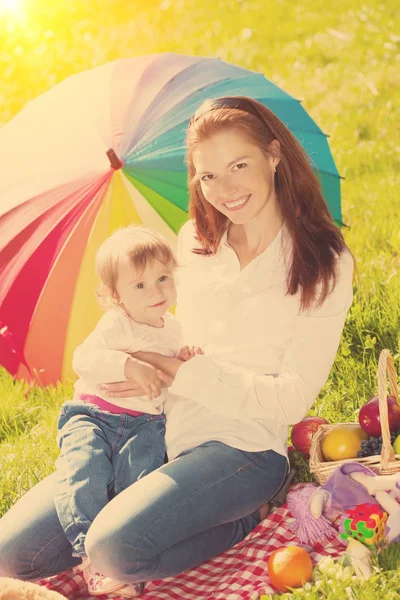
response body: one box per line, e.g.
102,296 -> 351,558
291,416 -> 329,457
359,395 -> 400,437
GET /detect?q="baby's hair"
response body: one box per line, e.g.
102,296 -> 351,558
95,225 -> 177,310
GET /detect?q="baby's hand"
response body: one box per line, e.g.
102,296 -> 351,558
176,345 -> 204,362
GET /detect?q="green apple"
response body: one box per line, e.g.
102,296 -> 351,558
393,434 -> 400,456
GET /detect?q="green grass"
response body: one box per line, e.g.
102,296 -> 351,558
269,571 -> 400,600
1,0 -> 400,597
0,371 -> 73,514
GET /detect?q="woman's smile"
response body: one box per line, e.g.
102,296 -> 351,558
223,194 -> 251,211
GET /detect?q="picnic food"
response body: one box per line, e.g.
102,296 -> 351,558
393,434 -> 400,455
321,424 -> 367,461
267,545 -> 313,592
357,431 -> 400,458
358,395 -> 400,437
291,416 -> 329,458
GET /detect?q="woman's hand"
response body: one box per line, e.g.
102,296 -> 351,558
124,357 -> 162,400
131,351 -> 183,383
99,378 -> 154,399
98,352 -> 182,399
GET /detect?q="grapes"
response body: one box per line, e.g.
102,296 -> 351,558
357,430 -> 400,458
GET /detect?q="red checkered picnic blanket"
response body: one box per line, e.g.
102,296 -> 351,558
39,484 -> 345,600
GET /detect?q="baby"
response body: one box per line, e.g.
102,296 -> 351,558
54,225 -> 198,597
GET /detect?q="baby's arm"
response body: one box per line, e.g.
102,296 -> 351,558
73,312 -> 133,385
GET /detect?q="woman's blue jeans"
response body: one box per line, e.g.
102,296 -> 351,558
0,441 -> 287,583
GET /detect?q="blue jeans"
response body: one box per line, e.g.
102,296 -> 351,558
0,441 -> 287,582
55,400 -> 166,557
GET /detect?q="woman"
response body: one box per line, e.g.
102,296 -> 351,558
0,96 -> 354,596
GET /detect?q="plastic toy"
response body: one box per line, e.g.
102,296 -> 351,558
338,502 -> 388,547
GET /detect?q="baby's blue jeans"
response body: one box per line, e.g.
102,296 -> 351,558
55,400 -> 166,557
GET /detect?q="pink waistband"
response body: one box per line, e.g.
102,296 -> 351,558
80,394 -> 144,418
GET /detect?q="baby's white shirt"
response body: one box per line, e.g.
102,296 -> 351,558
73,309 -> 183,414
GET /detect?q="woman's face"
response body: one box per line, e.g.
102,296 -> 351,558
192,129 -> 279,226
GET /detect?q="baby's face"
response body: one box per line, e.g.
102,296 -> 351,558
115,258 -> 177,327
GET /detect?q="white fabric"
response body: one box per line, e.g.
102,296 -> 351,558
165,219 -> 354,460
0,62 -> 116,212
73,309 -> 183,414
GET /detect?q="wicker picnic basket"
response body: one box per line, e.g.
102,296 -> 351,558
309,349 -> 400,484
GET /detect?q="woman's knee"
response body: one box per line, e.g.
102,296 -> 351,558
0,478 -> 79,580
0,523 -> 78,581
0,526 -> 35,579
0,543 -> 17,578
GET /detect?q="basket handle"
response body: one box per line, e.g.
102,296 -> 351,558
378,349 -> 399,469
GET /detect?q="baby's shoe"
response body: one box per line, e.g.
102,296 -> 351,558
79,557 -> 126,596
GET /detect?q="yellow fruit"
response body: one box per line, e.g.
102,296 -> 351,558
322,424 -> 368,461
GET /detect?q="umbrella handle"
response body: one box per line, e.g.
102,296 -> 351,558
106,148 -> 123,170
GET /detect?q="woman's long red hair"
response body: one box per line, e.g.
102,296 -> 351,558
185,96 -> 353,311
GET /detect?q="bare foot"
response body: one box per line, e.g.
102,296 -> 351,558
259,502 -> 270,521
269,468 -> 297,509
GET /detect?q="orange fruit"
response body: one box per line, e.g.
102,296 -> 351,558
321,424 -> 368,461
267,546 -> 313,592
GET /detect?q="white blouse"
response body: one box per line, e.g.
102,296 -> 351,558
165,219 -> 354,460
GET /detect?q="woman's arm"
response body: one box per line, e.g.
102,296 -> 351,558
170,250 -> 354,428
132,352 -> 183,379
99,352 -> 182,397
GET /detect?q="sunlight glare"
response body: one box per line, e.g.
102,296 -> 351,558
0,0 -> 23,14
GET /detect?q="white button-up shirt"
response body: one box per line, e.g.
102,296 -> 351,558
165,219 -> 354,460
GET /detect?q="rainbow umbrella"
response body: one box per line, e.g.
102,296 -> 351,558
0,53 -> 342,386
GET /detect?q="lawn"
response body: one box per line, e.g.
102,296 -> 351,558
0,0 -> 400,597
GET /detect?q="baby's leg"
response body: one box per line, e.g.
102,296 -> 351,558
54,406 -> 114,558
112,414 -> 166,496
